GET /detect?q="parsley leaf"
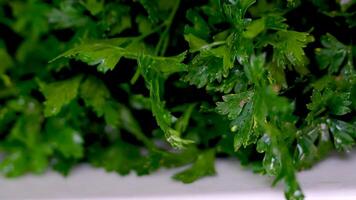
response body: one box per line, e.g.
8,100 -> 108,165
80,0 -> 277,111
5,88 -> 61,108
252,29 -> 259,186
138,55 -> 194,149
1,1 -> 355,199
38,75 -> 83,117
268,30 -> 314,75
315,33 -> 351,74
45,118 -> 84,159
173,149 -> 216,183
88,141 -> 143,175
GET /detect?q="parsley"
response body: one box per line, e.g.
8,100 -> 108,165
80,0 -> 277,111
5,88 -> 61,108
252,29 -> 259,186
0,1 -> 355,200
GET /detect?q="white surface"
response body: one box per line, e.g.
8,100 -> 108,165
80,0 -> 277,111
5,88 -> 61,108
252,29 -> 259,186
0,152 -> 356,200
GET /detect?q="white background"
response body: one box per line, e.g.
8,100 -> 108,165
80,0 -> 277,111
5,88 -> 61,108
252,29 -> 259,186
0,152 -> 355,200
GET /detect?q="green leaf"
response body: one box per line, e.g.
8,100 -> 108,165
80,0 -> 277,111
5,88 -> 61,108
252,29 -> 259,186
144,52 -> 188,76
9,1 -> 50,39
175,104 -> 196,133
53,41 -> 133,73
0,144 -> 50,177
38,76 -> 83,117
315,33 -> 349,74
216,91 -> 253,120
184,34 -> 208,52
136,15 -> 153,35
117,104 -> 155,149
269,30 -> 314,75
231,101 -> 256,150
215,79 -> 258,151
351,83 -> 356,110
200,0 -> 224,24
206,69 -> 248,93
140,0 -> 177,23
328,119 -> 356,152
261,125 -> 304,200
211,45 -> 234,75
55,40 -> 186,75
102,101 -> 121,127
0,148 -> 29,177
138,0 -> 160,23
0,44 -> 13,74
184,9 -> 211,40
8,115 -> 40,146
244,54 -> 266,85
229,32 -> 254,65
173,149 -> 216,183
262,86 -> 295,120
48,0 -> 88,29
186,111 -> 230,147
6,99 -> 43,148
80,0 -> 104,16
183,53 -> 224,88
79,76 -> 121,126
0,109 -> 51,177
88,141 -> 143,175
307,88 -> 352,121
45,118 -> 84,159
80,76 -> 110,117
52,155 -> 78,176
129,94 -> 151,110
223,0 -> 256,26
243,18 -> 265,39
139,55 -> 194,148
295,121 -> 333,168
139,147 -> 198,175
103,3 -> 132,35
264,15 -> 288,30
243,15 -> 288,38
328,92 -> 352,115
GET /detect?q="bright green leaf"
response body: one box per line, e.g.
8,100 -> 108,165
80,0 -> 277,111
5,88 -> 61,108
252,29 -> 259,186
38,76 -> 83,117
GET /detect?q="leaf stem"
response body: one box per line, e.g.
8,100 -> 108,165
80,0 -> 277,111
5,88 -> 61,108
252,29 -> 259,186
132,0 -> 181,84
190,41 -> 227,53
135,23 -> 166,42
155,0 -> 181,56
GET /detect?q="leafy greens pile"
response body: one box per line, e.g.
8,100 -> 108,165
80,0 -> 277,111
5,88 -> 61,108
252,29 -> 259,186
0,0 -> 355,199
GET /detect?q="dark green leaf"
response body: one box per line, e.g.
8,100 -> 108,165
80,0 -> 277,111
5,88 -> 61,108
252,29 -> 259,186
316,33 -> 350,74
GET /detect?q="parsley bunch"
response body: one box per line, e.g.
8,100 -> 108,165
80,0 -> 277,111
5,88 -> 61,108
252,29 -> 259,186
0,0 -> 355,199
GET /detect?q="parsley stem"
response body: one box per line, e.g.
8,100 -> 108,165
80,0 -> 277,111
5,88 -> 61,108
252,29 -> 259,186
135,23 -> 166,42
132,0 -> 181,84
130,23 -> 166,85
190,41 -> 227,53
155,0 -> 181,56
132,130 -> 157,151
130,67 -> 141,84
